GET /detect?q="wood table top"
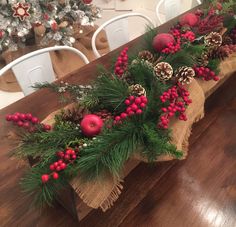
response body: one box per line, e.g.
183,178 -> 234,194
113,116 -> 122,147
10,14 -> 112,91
1,7 -> 236,227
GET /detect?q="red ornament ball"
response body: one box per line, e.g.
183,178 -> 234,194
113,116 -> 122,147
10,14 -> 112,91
80,114 -> 103,137
152,33 -> 175,52
83,0 -> 92,4
179,13 -> 199,27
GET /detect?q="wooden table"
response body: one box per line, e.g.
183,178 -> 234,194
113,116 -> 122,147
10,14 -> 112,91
1,12 -> 236,227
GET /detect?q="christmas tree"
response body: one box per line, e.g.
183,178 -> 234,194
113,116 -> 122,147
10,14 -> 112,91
0,0 -> 101,53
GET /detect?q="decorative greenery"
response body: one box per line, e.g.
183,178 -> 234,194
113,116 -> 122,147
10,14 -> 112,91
6,0 -> 236,209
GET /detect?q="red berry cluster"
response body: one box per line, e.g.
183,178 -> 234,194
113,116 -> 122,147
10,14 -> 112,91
114,95 -> 148,124
181,31 -> 195,42
41,149 -> 79,183
5,112 -> 51,133
194,66 -> 219,81
114,47 -> 129,77
162,41 -> 181,54
158,85 -> 192,129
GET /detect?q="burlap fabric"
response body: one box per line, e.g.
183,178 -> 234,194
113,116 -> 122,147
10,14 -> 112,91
41,53 -> 236,211
0,25 -> 109,92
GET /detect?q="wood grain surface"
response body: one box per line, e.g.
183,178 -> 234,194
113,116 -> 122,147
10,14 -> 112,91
2,6 -> 236,227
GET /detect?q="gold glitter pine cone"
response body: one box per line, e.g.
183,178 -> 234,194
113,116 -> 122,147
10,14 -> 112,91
175,66 -> 195,85
153,62 -> 173,81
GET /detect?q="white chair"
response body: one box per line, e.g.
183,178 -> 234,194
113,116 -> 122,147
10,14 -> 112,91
156,0 -> 202,25
92,13 -> 155,58
0,46 -> 89,96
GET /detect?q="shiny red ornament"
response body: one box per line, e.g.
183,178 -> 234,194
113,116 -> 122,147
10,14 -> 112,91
152,33 -> 175,52
12,3 -> 30,21
179,13 -> 199,27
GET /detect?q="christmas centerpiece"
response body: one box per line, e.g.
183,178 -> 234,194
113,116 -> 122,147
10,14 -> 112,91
5,0 -> 236,212
0,0 -> 101,53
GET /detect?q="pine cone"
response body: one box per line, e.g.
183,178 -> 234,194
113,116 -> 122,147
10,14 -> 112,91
175,66 -> 195,85
208,46 -> 229,61
204,32 -> 222,47
61,107 -> 87,124
153,62 -> 173,81
138,50 -> 154,62
94,110 -> 112,122
197,53 -> 209,67
129,84 -> 146,97
222,35 -> 233,45
230,27 -> 236,44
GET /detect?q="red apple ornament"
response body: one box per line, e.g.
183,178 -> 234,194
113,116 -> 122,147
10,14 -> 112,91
152,33 -> 175,52
80,114 -> 103,137
179,13 -> 199,27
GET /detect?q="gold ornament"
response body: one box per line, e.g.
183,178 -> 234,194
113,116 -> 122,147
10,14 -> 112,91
154,62 -> 173,81
175,66 -> 195,85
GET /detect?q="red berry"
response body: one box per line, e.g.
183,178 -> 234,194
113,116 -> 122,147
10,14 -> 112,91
6,115 -> 12,121
131,104 -> 138,111
12,115 -> 19,122
120,113 -> 127,119
17,121 -> 24,127
31,117 -> 39,124
19,113 -> 26,120
124,99 -> 130,105
50,164 -> 55,171
58,160 -> 63,164
72,154 -> 77,159
64,154 -> 70,160
54,162 -> 58,167
41,174 -> 50,183
60,163 -> 66,169
134,97 -> 142,104
23,122 -> 30,129
56,166 -> 61,171
140,103 -> 146,108
52,172 -> 59,180
26,113 -> 32,120
136,109 -> 143,114
129,96 -> 135,101
115,116 -> 121,121
44,124 -> 51,131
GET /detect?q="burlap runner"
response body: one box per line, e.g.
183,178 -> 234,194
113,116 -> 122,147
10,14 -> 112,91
0,25 -> 109,92
41,54 -> 236,211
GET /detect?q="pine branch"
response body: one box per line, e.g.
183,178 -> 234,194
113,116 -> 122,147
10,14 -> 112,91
15,122 -> 82,164
77,120 -> 142,180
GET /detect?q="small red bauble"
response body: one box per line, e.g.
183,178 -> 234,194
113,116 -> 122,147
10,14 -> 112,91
83,0 -> 92,4
80,114 -> 104,137
41,174 -> 50,183
152,33 -> 175,52
179,13 -> 199,27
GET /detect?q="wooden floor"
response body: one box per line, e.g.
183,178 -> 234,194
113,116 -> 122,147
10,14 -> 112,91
1,75 -> 236,227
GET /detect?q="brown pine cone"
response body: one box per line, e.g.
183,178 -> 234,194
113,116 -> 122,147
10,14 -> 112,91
94,110 -> 112,122
153,62 -> 173,81
129,84 -> 146,97
208,46 -> 229,61
204,32 -> 222,47
61,106 -> 87,124
197,53 -> 209,67
175,66 -> 195,85
138,50 -> 154,62
222,35 -> 233,45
